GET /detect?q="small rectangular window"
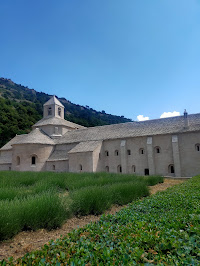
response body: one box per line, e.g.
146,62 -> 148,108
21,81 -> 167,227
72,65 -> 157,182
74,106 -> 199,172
32,156 -> 36,165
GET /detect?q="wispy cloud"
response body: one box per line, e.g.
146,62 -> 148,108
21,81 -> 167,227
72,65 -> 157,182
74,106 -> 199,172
137,115 -> 150,121
160,111 -> 180,118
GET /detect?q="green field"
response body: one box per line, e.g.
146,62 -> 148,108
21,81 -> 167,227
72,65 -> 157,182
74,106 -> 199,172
0,171 -> 163,242
1,175 -> 199,265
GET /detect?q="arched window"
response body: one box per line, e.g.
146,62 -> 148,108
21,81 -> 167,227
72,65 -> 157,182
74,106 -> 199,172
105,166 -> 109,172
48,107 -> 52,116
139,148 -> 144,154
105,150 -> 109,156
79,164 -> 83,172
168,164 -> 175,174
117,165 -> 122,173
127,149 -> 131,155
132,165 -> 136,173
155,146 -> 161,154
58,107 -> 61,116
115,150 -> 119,156
53,165 -> 55,170
195,144 -> 200,152
16,156 -> 20,166
31,156 -> 36,165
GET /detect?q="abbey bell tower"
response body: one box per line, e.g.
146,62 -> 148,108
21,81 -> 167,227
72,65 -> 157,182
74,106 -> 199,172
43,95 -> 64,119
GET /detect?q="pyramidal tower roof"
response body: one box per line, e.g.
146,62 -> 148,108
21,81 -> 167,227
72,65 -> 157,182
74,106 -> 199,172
44,95 -> 64,107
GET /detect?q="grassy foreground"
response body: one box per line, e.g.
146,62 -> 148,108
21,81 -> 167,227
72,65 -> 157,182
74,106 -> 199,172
0,172 -> 163,241
1,176 -> 199,265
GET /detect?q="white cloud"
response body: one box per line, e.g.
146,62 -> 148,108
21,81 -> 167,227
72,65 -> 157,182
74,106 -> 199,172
160,111 -> 180,118
137,115 -> 150,121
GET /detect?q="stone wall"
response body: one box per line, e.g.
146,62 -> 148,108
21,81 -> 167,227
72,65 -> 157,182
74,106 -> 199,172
46,160 -> 69,172
179,132 -> 200,177
69,152 -> 93,173
12,144 -> 54,171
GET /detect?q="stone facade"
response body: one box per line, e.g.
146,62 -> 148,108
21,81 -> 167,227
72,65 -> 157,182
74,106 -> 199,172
0,96 -> 200,177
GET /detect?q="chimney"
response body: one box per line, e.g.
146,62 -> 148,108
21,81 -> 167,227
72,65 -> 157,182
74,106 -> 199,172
184,109 -> 189,129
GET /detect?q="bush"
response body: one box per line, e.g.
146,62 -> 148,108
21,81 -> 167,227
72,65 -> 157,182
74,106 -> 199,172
110,181 -> 149,205
70,181 -> 149,215
70,186 -> 112,215
0,200 -> 22,241
21,191 -> 69,231
143,175 -> 164,186
0,191 -> 69,241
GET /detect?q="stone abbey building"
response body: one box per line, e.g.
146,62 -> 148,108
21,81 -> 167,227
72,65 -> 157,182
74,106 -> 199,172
0,96 -> 200,177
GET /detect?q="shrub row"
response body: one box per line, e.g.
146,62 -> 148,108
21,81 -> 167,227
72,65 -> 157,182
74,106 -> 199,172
4,176 -> 199,265
70,181 -> 149,215
0,171 -> 164,197
0,191 -> 68,241
0,172 -> 163,241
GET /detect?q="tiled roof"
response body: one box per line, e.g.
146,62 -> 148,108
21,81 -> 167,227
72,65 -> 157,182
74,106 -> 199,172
33,116 -> 85,129
0,135 -> 27,151
57,114 -> 200,144
47,150 -> 69,161
68,141 -> 102,154
13,128 -> 55,145
44,95 -> 64,107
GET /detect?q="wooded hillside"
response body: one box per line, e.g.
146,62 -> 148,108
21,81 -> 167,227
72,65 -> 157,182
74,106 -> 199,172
0,78 -> 132,147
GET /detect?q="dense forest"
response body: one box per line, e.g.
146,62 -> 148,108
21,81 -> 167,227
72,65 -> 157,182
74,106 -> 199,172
0,78 -> 132,147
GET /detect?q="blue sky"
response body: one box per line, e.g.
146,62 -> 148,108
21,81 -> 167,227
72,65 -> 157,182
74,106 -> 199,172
0,0 -> 200,121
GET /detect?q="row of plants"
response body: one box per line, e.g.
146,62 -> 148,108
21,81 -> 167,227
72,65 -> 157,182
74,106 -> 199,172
2,176 -> 199,265
0,172 -> 163,241
0,171 -> 163,192
0,192 -> 70,241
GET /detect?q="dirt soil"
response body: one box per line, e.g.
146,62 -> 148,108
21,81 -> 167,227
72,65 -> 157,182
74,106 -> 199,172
0,178 -> 185,261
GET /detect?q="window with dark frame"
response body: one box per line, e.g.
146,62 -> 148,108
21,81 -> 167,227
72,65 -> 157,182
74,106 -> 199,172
155,146 -> 161,154
195,144 -> 200,151
115,150 -> 119,156
139,148 -> 144,154
58,107 -> 61,116
127,149 -> 131,155
144,168 -> 149,175
117,165 -> 122,173
32,156 -> 36,165
48,107 -> 52,116
16,156 -> 20,166
168,164 -> 175,174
